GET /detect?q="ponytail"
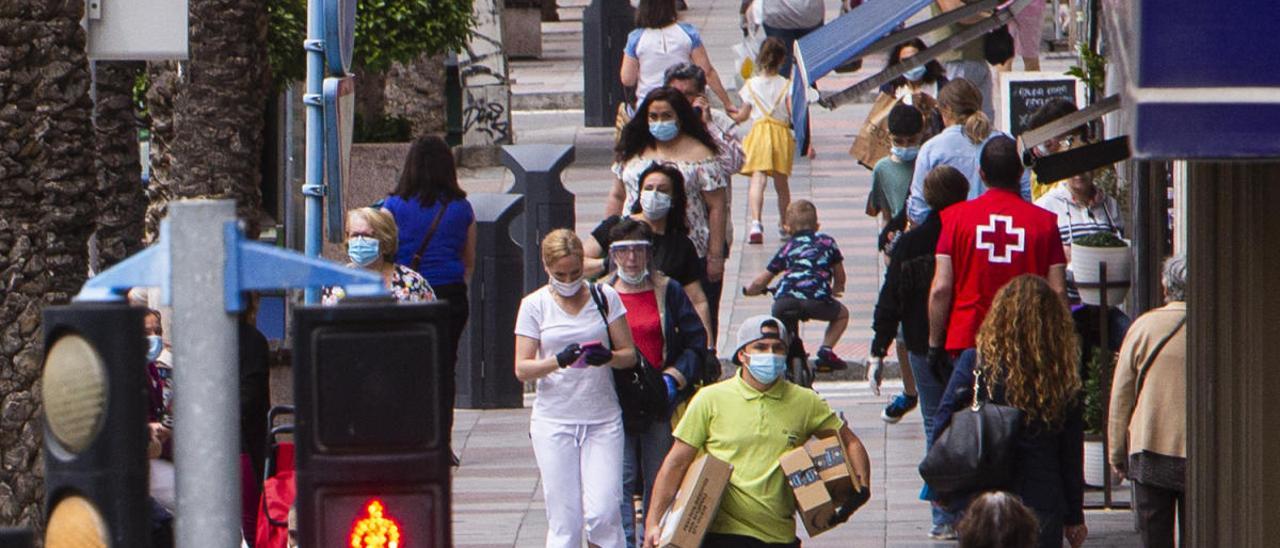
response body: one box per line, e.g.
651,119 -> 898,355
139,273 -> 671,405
962,111 -> 992,145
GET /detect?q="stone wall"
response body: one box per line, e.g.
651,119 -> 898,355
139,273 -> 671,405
384,53 -> 448,138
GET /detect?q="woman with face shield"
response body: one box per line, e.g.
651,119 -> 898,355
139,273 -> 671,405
601,219 -> 709,548
321,208 -> 435,304
587,163 -> 713,337
514,229 -> 638,548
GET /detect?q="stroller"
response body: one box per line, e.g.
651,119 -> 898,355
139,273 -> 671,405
254,406 -> 296,548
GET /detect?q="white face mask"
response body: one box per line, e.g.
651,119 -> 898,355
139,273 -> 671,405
639,190 -> 672,220
617,268 -> 649,286
548,276 -> 584,297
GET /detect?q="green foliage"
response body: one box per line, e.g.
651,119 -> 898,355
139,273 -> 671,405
353,113 -> 412,142
268,0 -> 475,87
1072,231 -> 1127,248
1066,41 -> 1107,95
1082,346 -> 1109,436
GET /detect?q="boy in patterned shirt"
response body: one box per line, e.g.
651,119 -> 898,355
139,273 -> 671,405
743,200 -> 850,371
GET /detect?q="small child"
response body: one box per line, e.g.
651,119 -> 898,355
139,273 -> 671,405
866,103 -> 925,225
732,37 -> 795,245
743,200 -> 849,371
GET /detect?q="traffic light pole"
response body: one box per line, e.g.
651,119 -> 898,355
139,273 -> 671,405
169,201 -> 243,548
74,199 -> 389,547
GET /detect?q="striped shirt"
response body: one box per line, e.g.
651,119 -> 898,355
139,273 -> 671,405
1033,184 -> 1124,244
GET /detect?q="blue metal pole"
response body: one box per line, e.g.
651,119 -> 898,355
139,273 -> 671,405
303,0 -> 326,304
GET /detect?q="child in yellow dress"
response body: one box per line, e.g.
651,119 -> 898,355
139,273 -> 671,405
732,37 -> 795,245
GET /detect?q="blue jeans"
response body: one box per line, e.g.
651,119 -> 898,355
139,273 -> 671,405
620,420 -> 674,548
909,351 -> 958,527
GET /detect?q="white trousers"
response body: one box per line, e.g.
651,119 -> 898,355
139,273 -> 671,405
530,417 -> 626,548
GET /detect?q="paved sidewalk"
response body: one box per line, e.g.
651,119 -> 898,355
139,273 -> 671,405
450,1 -> 1131,546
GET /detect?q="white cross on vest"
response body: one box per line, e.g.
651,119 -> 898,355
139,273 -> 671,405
975,214 -> 1025,264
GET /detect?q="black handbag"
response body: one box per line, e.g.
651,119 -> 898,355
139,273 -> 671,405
919,358 -> 1023,501
588,283 -> 670,433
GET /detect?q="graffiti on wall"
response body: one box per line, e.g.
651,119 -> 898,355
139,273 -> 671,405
462,90 -> 511,144
458,0 -> 512,147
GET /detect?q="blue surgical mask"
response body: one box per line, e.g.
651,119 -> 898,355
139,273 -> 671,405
146,335 -> 164,362
891,145 -> 919,162
746,353 -> 786,384
904,65 -> 928,82
347,236 -> 380,267
649,120 -> 679,142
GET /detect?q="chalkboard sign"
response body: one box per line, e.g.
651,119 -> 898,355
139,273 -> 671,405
999,72 -> 1087,137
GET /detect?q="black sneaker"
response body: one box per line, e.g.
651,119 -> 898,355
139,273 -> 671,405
880,393 -> 918,424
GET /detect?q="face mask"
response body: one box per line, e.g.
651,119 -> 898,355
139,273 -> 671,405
891,145 -> 919,161
617,268 -> 649,286
146,335 -> 164,362
649,120 -> 679,142
347,236 -> 380,267
549,276 -> 584,297
640,190 -> 672,220
904,65 -> 927,82
746,352 -> 786,384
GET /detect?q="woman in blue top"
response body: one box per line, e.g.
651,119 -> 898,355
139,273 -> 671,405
906,78 -> 1031,225
382,136 -> 476,461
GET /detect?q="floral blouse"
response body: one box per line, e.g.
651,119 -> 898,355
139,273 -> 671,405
612,155 -> 727,258
322,263 -> 436,305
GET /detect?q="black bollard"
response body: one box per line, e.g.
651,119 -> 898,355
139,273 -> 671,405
582,0 -> 635,127
502,144 -> 576,295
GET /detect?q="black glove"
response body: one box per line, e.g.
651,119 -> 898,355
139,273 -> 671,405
927,346 -> 952,383
556,343 -> 584,368
583,345 -> 614,366
829,486 -> 871,527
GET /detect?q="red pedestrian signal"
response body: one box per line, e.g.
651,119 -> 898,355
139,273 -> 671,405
349,500 -> 402,548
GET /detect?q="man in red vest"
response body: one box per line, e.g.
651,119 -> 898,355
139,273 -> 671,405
927,136 -> 1067,376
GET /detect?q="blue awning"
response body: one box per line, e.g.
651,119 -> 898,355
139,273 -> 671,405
789,0 -> 935,154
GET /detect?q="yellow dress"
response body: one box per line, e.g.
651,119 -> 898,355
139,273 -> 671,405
739,80 -> 795,176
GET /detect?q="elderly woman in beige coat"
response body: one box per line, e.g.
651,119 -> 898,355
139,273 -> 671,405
1108,255 -> 1187,548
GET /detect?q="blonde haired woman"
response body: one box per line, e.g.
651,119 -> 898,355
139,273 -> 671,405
514,229 -> 637,548
931,275 -> 1087,548
905,78 -> 1030,225
322,207 -> 434,304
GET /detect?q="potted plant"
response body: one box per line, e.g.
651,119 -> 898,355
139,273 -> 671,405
1070,231 -> 1131,306
1082,347 -> 1121,488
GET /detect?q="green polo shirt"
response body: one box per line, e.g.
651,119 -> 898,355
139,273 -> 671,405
673,373 -> 844,543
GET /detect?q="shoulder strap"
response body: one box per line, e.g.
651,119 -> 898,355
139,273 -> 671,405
588,283 -> 615,348
409,201 -> 449,271
1134,315 -> 1186,399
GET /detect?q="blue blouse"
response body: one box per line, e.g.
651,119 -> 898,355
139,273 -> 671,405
384,195 -> 474,286
907,125 -> 1032,225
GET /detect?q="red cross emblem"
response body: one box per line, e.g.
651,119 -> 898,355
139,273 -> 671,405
975,214 -> 1025,263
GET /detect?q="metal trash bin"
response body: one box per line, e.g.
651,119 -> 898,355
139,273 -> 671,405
456,193 -> 525,409
502,144 -> 575,294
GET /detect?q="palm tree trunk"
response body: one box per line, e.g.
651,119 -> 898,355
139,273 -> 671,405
145,0 -> 271,238
0,0 -> 97,531
91,61 -> 147,271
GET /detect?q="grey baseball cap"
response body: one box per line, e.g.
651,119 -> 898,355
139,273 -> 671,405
732,315 -> 789,365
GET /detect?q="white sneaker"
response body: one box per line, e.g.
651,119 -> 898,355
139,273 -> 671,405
748,221 -> 763,244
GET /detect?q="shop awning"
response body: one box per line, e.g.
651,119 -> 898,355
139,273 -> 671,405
789,0 -> 1028,155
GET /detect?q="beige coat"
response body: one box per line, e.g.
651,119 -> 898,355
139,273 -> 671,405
1108,302 -> 1186,468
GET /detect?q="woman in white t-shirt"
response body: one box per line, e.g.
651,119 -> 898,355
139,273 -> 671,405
514,229 -> 637,548
620,0 -> 736,112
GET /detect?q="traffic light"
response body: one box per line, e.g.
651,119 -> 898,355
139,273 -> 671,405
293,301 -> 453,547
40,303 -> 149,547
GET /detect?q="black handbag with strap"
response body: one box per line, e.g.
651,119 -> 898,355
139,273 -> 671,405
408,201 -> 449,271
919,356 -> 1024,501
588,282 -> 669,433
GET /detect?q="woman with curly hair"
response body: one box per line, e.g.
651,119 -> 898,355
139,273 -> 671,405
931,274 -> 1088,548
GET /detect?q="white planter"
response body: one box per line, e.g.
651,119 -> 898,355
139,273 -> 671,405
1083,440 -> 1123,488
1070,244 -> 1132,306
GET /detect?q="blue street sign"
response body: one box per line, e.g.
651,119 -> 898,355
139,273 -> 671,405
324,0 -> 356,74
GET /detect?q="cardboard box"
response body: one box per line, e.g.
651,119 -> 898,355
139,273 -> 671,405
778,445 -> 836,537
657,453 -> 733,548
804,434 -> 859,502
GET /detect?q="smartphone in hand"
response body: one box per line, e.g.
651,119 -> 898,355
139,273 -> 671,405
572,340 -> 602,368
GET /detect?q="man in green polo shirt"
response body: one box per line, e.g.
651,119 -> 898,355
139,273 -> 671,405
643,315 -> 872,547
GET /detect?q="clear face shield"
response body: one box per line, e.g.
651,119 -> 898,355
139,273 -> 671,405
609,240 -> 652,285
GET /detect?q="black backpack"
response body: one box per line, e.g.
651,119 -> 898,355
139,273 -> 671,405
588,283 -> 670,433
